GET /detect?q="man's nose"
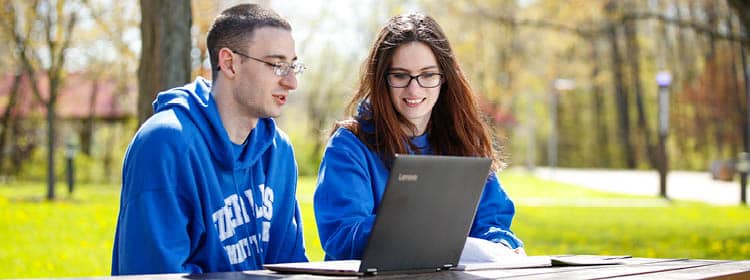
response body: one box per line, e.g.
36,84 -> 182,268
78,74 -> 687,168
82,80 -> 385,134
280,72 -> 298,90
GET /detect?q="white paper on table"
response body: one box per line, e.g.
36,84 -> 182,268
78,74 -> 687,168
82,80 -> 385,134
455,237 -> 552,271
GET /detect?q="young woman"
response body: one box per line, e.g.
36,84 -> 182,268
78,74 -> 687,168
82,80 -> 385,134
313,12 -> 524,260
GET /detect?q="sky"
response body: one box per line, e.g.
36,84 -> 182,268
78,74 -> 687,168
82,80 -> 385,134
271,0 -> 388,59
64,0 -> 497,74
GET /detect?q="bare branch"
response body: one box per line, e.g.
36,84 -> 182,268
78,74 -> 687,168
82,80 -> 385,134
2,1 -> 47,104
86,1 -> 136,59
461,1 -> 605,38
53,8 -> 77,78
622,11 -> 748,43
463,1 -> 748,43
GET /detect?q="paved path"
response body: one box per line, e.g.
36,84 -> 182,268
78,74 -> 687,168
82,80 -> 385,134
529,167 -> 748,206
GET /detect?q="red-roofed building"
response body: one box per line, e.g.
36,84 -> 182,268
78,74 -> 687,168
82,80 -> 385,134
0,72 -> 137,177
0,72 -> 136,121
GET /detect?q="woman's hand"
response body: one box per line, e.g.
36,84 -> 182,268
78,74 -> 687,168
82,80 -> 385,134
513,247 -> 527,256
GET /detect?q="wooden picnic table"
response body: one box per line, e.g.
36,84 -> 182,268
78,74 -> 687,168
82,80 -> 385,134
78,257 -> 749,280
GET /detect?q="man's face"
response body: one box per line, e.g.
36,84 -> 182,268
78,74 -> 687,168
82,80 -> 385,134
232,27 -> 297,120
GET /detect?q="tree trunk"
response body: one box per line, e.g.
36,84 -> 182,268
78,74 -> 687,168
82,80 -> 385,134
43,0 -> 77,201
623,15 -> 658,169
137,0 -> 192,126
46,95 -> 56,200
669,0 -> 689,155
589,42 -> 609,167
608,24 -> 635,168
728,15 -> 745,157
80,79 -> 99,156
728,0 -> 750,37
741,29 -> 750,154
704,2 -> 725,158
0,72 -> 23,175
739,23 -> 750,155
686,2 -> 712,158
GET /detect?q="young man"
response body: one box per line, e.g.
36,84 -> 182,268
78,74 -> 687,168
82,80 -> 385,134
112,4 -> 307,275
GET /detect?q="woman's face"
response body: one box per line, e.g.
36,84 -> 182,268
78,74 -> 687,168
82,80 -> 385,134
387,41 -> 442,136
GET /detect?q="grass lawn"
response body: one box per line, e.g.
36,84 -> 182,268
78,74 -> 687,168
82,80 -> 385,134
1,171 -> 748,278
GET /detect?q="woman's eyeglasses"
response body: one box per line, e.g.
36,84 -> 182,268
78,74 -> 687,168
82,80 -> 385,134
386,72 -> 444,88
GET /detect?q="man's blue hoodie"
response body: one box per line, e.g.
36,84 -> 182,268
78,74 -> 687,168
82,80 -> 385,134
112,77 -> 307,275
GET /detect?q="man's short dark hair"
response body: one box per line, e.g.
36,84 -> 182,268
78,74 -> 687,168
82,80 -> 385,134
207,4 -> 291,78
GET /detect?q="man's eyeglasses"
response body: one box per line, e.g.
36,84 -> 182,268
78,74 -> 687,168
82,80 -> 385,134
386,72 -> 444,88
230,49 -> 306,77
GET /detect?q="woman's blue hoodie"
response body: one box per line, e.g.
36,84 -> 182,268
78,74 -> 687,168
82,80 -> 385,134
112,77 -> 307,275
313,101 -> 523,260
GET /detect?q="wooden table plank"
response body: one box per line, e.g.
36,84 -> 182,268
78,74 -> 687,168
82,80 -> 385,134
412,258 -> 691,279
253,258 -> 699,280
465,259 -> 721,280
55,258 -> 745,280
604,260 -> 750,280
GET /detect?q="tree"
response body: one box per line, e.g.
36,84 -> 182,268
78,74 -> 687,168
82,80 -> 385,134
623,1 -> 658,169
80,0 -> 136,155
605,1 -> 636,168
443,0 -> 749,170
0,72 -> 22,175
728,0 -> 750,36
137,0 -> 191,125
1,0 -> 80,200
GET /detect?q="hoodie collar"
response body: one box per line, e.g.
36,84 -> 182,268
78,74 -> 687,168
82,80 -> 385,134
152,77 -> 276,170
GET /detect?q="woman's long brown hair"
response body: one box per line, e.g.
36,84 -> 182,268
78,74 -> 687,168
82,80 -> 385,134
337,12 -> 503,171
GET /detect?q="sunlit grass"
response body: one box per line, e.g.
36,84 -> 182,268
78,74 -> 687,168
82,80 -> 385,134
500,172 -> 750,260
0,183 -> 119,278
1,171 -> 748,278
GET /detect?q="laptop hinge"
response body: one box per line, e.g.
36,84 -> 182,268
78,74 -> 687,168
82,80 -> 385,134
365,267 -> 378,275
441,264 -> 454,271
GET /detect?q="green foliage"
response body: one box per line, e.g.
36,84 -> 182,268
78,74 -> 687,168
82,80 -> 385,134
282,119 -> 324,177
7,122 -> 132,185
1,172 -> 748,278
421,0 -> 747,171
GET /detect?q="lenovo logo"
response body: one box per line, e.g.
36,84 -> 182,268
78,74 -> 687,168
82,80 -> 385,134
397,173 -> 418,182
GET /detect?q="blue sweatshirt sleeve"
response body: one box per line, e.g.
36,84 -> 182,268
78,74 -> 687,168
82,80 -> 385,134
114,190 -> 203,275
113,119 -> 204,275
469,172 -> 524,249
283,202 -> 309,262
313,129 -> 378,260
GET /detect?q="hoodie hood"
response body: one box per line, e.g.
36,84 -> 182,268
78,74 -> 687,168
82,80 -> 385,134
355,99 -> 375,134
152,77 -> 276,170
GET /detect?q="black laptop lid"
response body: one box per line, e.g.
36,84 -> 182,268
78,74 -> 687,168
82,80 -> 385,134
359,154 -> 492,274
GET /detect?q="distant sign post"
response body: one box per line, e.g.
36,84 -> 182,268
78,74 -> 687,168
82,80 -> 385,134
65,141 -> 76,196
656,71 -> 672,199
738,153 -> 749,205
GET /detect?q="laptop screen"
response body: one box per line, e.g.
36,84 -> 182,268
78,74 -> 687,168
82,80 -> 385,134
358,154 -> 492,274
264,154 -> 492,276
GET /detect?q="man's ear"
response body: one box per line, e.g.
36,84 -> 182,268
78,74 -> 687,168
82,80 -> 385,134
218,48 -> 236,77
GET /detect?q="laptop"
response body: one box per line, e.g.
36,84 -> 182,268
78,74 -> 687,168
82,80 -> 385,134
264,154 -> 492,276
